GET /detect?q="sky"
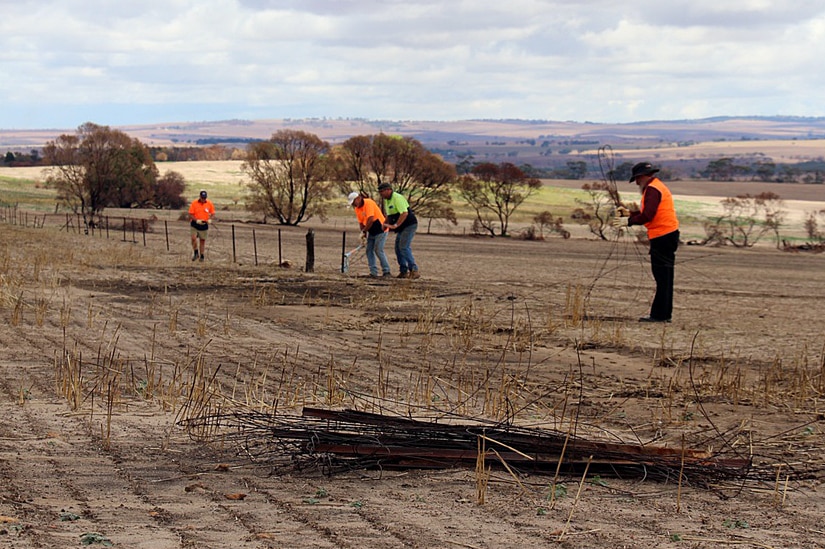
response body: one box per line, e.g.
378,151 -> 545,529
3,0 -> 825,130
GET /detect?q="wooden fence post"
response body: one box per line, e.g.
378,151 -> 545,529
253,229 -> 258,266
305,229 -> 315,272
232,224 -> 237,263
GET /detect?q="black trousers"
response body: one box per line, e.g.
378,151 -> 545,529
648,230 -> 679,320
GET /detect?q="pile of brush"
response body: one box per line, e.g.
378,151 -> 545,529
183,407 -> 762,486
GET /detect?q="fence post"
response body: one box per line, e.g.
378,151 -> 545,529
278,229 -> 282,265
341,232 -> 347,273
305,229 -> 315,272
164,220 -> 169,251
142,219 -> 147,246
231,224 -> 236,263
253,229 -> 258,266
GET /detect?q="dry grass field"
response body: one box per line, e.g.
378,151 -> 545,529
1,167 -> 825,548
579,138 -> 825,164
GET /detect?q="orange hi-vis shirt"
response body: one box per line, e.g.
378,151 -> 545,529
354,197 -> 386,234
642,178 -> 679,239
189,199 -> 215,222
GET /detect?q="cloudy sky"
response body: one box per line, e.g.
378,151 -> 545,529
2,0 -> 825,129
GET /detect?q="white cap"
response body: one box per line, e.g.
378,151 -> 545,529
347,191 -> 360,206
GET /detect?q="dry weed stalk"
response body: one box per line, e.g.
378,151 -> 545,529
168,306 -> 179,333
34,293 -> 50,327
564,283 -> 586,326
100,373 -> 120,451
10,291 -> 23,326
558,455 -> 593,542
196,316 -> 207,338
56,344 -> 83,410
59,297 -> 72,329
475,435 -> 490,505
175,347 -> 223,424
18,384 -> 32,406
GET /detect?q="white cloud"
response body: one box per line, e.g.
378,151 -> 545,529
1,0 -> 825,128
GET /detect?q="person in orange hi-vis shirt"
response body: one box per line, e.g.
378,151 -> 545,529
612,162 -> 680,323
188,190 -> 215,262
347,191 -> 391,277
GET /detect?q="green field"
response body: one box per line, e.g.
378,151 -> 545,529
0,173 -> 60,211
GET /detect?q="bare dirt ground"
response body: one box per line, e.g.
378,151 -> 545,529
1,186 -> 825,548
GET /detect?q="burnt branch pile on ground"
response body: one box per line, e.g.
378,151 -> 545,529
183,407 -> 762,487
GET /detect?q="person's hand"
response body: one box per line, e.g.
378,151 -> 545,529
615,206 -> 630,217
611,216 -> 630,228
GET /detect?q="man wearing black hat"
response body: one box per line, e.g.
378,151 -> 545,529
189,190 -> 215,262
612,162 -> 680,322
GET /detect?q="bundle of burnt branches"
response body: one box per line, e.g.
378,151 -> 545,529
180,407 -> 794,487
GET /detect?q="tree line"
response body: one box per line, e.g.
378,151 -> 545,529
37,122 -> 542,237
22,122 -> 824,247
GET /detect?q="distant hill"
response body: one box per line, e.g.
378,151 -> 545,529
4,116 -> 825,148
3,116 -> 825,177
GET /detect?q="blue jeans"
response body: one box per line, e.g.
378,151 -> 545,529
366,231 -> 391,276
394,223 -> 418,274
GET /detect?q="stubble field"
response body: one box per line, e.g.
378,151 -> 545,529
1,176 -> 825,548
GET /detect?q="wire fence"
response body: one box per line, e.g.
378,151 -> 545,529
0,204 -> 366,275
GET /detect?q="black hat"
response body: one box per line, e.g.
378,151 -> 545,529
377,182 -> 392,191
199,190 -> 208,198
629,162 -> 659,182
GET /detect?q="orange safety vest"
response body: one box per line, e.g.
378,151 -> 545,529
354,197 -> 386,230
642,178 -> 679,239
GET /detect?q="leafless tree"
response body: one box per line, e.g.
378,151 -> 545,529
704,192 -> 785,248
458,162 -> 541,237
804,209 -> 825,243
572,181 -> 616,240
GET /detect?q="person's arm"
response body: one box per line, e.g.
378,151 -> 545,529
389,211 -> 408,229
362,215 -> 376,233
629,187 -> 661,226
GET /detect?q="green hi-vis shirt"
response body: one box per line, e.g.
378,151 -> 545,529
383,191 -> 417,232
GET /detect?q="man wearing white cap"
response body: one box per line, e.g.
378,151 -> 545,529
348,191 -> 392,277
